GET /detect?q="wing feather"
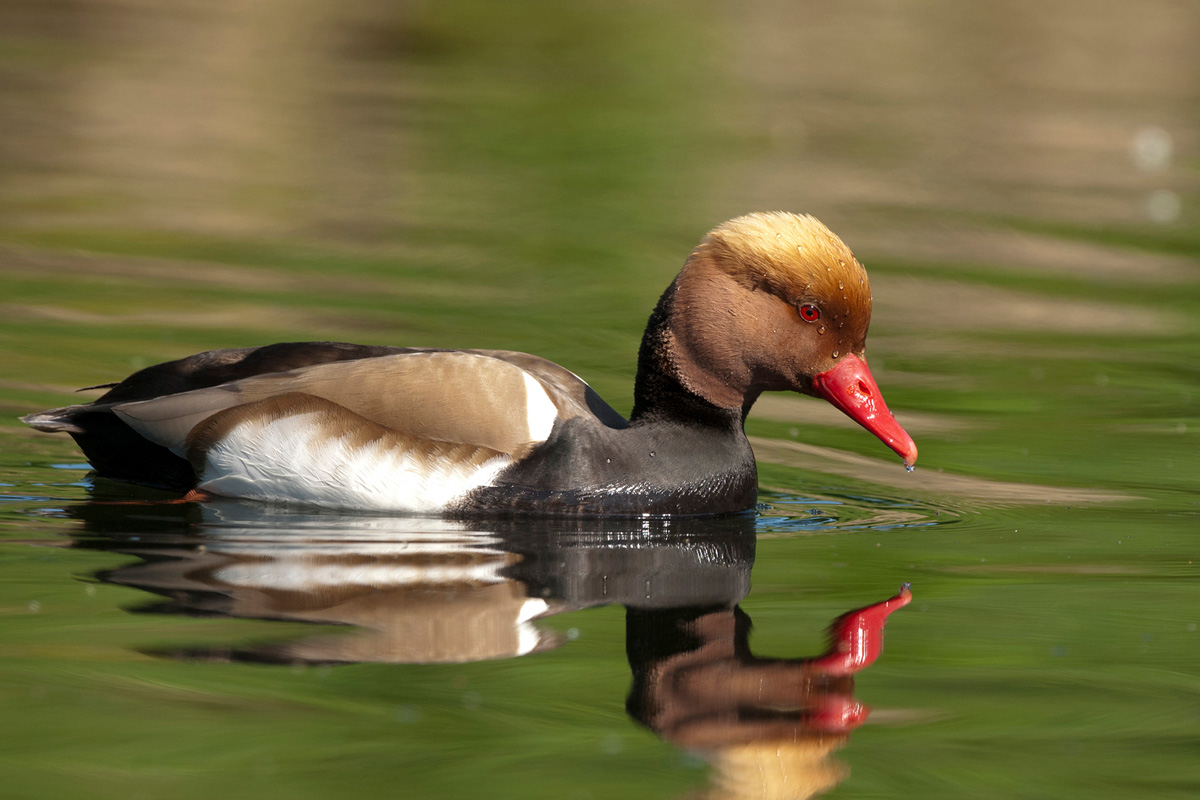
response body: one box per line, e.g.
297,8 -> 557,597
111,350 -> 620,458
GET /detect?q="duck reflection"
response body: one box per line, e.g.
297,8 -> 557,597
68,495 -> 907,798
627,588 -> 910,800
68,497 -> 757,663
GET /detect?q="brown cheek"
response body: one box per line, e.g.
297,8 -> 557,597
774,324 -> 826,392
821,308 -> 863,364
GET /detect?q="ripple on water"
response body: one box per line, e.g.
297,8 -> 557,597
756,489 -> 959,534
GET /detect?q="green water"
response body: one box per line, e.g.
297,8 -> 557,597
1,1 -> 1198,798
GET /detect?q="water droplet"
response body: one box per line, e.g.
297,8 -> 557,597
394,704 -> 422,724
776,232 -> 783,238
832,350 -> 840,358
649,451 -> 656,458
796,245 -> 804,253
838,281 -> 844,289
817,325 -> 826,335
599,733 -> 625,755
605,457 -> 611,464
839,260 -> 846,267
904,464 -> 916,473
1146,189 -> 1180,223
1131,126 -> 1173,171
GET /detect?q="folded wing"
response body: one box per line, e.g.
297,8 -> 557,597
112,349 -> 621,459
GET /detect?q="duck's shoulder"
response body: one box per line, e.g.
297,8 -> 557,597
466,349 -> 628,430
109,346 -> 626,460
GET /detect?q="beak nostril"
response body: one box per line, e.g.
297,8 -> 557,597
812,352 -> 917,467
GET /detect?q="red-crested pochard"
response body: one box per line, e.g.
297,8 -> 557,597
23,213 -> 917,515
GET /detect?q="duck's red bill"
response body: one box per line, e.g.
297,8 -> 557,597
811,353 -> 918,468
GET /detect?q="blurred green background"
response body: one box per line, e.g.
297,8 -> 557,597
1,1 -> 1197,798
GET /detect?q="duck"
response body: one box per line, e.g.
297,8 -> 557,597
22,212 -> 917,516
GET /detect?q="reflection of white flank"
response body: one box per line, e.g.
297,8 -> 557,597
517,597 -> 548,623
213,557 -> 510,589
196,503 -> 489,543
516,598 -> 549,656
210,542 -> 507,559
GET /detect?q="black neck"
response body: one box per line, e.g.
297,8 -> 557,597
630,282 -> 746,432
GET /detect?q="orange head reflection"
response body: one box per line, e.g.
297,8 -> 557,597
625,586 -> 911,800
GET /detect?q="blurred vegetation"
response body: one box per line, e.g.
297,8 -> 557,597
1,0 -> 1198,798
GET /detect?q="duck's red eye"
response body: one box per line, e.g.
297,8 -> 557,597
799,304 -> 821,322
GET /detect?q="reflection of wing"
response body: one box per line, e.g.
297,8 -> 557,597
112,349 -> 619,457
100,540 -> 557,664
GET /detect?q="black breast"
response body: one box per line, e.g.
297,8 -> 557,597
457,413 -> 759,516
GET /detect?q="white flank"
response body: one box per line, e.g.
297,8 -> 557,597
521,372 -> 559,442
196,412 -> 511,512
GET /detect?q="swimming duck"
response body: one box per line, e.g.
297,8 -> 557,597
23,212 -> 916,515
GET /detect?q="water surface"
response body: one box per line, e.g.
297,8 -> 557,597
1,1 -> 1198,798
